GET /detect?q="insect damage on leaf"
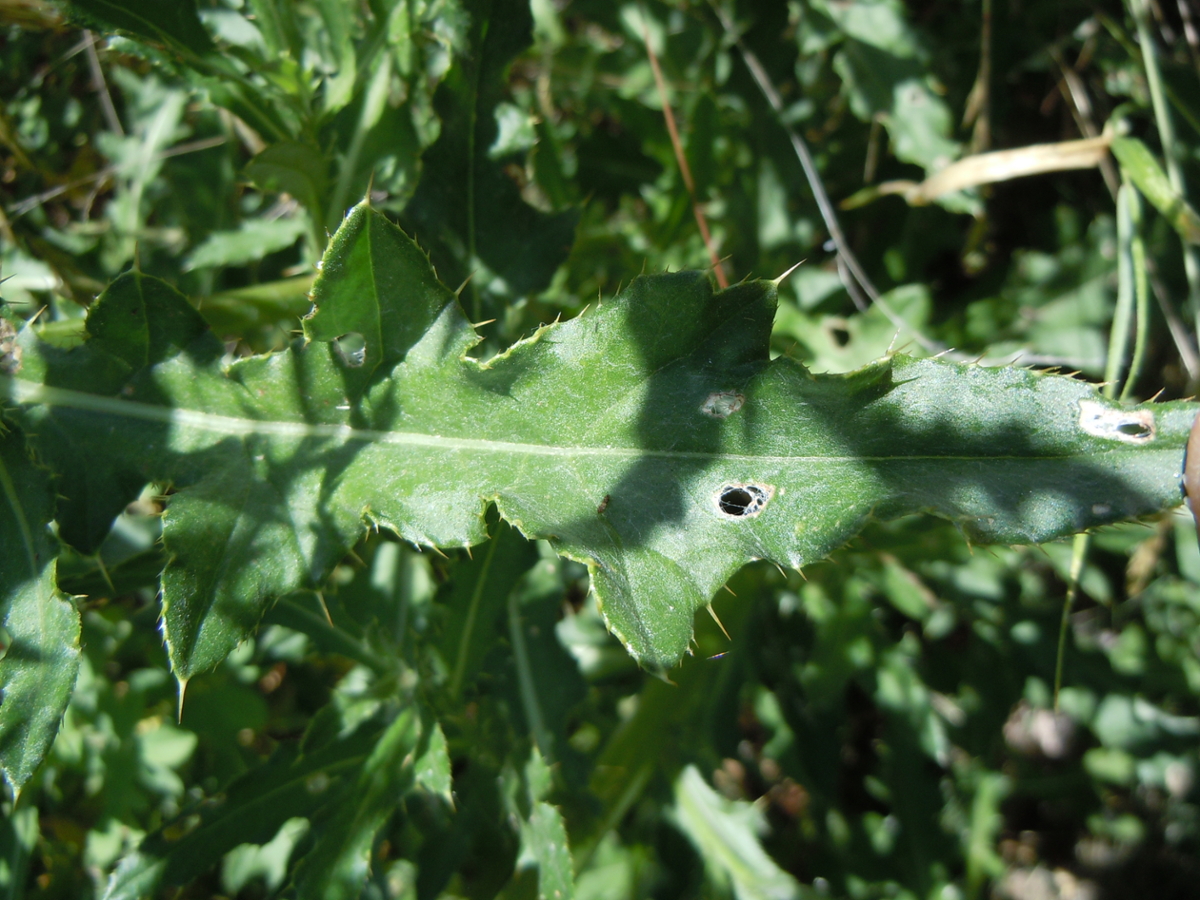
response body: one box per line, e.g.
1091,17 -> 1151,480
700,391 -> 744,418
1077,400 -> 1155,443
715,484 -> 773,518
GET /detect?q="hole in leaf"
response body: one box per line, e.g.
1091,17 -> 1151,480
830,326 -> 850,347
1117,421 -> 1151,438
716,483 -> 772,518
0,625 -> 9,661
1077,401 -> 1155,444
720,488 -> 754,515
701,391 -> 745,418
334,332 -> 366,368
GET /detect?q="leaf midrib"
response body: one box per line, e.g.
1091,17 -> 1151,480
5,378 -> 1149,465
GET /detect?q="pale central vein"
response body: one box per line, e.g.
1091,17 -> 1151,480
5,379 -> 1135,464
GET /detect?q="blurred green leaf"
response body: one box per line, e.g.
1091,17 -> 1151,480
0,806 -> 38,895
1092,695 -> 1200,752
823,3 -> 959,175
60,0 -> 215,57
185,215 -> 310,270
809,0 -> 923,57
414,721 -> 453,806
221,817 -> 310,897
103,710 -> 388,899
519,801 -> 576,900
246,142 -> 330,242
441,519 -> 540,698
671,765 -> 812,900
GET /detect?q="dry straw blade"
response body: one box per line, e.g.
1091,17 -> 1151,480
843,136 -> 1113,208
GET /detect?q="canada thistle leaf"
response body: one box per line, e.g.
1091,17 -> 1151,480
2,204 -> 1194,674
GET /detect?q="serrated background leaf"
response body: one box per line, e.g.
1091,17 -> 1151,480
184,215 -> 309,271
0,430 -> 81,795
400,0 -> 578,311
304,201 -> 460,401
245,141 -> 329,236
520,802 -> 576,900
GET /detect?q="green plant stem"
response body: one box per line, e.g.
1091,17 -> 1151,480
1097,12 -> 1200,139
449,536 -> 499,700
275,595 -> 390,673
327,54 -> 393,238
1054,532 -> 1091,710
574,760 -> 653,873
1122,186 -> 1151,401
466,25 -> 486,323
1106,183 -> 1137,395
508,591 -> 552,764
1129,0 -> 1200,334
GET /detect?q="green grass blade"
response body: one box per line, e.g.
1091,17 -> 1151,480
1111,136 -> 1200,245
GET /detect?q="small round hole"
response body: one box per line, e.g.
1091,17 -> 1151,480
717,484 -> 771,517
719,488 -> 754,515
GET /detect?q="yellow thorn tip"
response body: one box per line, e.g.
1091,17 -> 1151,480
771,259 -> 805,286
706,603 -> 731,641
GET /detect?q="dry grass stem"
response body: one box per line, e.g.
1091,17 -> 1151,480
858,136 -> 1112,206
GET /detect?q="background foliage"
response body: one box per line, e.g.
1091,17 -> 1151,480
2,0 -> 1200,898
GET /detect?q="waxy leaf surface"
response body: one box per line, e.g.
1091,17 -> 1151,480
3,204 -> 1195,674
